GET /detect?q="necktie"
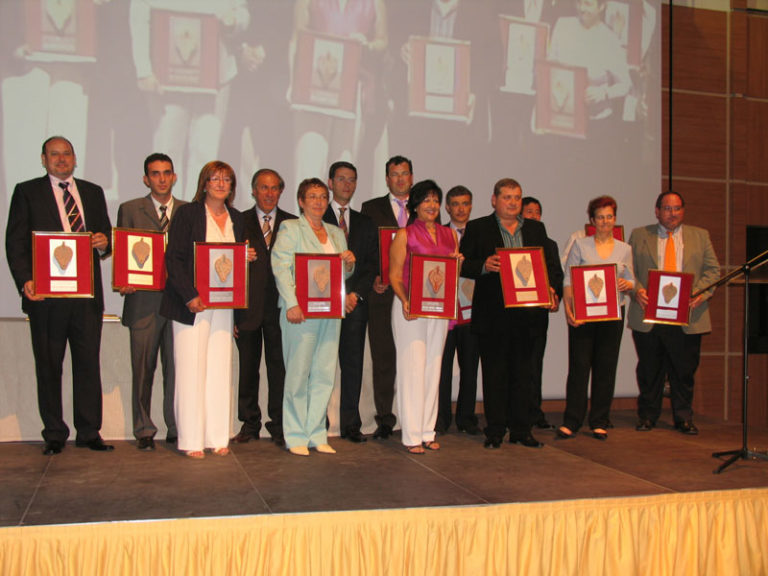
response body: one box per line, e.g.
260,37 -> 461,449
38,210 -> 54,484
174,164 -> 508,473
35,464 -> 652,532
395,198 -> 407,228
59,182 -> 83,232
456,227 -> 465,240
159,205 -> 169,233
338,207 -> 348,238
664,233 -> 676,271
262,215 -> 272,247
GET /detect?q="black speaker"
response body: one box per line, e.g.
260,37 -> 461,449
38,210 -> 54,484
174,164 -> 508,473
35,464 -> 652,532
746,226 -> 768,354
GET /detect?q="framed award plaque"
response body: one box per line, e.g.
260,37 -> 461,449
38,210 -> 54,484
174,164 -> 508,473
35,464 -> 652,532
294,253 -> 345,319
150,9 -> 219,93
498,16 -> 549,95
25,0 -> 96,62
290,30 -> 362,119
112,228 -> 167,292
643,270 -> 693,326
408,36 -> 471,121
194,242 -> 248,308
408,254 -> 459,320
457,277 -> 475,326
535,60 -> 587,138
378,227 -> 398,286
585,224 -> 625,242
32,232 -> 94,297
570,264 -> 621,322
497,247 -> 552,308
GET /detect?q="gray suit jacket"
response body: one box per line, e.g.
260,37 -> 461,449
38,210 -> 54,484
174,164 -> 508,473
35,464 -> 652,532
628,224 -> 720,334
117,194 -> 187,327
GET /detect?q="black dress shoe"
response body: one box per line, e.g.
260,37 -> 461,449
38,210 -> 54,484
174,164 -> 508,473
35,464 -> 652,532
165,435 -> 177,444
483,437 -> 502,449
591,429 -> 608,441
341,430 -> 367,443
372,425 -> 393,440
43,440 -> 64,455
635,419 -> 655,432
271,434 -> 285,447
510,434 -> 543,448
556,426 -> 575,440
232,430 -> 257,443
535,417 -> 555,430
75,438 -> 114,451
137,437 -> 155,451
676,421 -> 699,435
457,422 -> 481,436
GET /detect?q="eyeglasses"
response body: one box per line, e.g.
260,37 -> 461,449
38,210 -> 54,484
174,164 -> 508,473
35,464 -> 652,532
333,176 -> 357,184
305,194 -> 328,202
593,214 -> 615,222
209,176 -> 232,184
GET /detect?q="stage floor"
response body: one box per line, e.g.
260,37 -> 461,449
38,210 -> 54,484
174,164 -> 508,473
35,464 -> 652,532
3,411 -> 768,528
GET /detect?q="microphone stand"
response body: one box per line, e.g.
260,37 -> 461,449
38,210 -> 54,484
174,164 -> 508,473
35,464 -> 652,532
709,248 -> 768,474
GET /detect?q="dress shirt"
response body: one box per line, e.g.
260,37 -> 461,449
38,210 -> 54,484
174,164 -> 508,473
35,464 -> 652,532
49,176 -> 86,232
657,223 -> 684,272
330,199 -> 351,235
151,196 -> 174,221
389,193 -> 409,226
496,214 -> 524,248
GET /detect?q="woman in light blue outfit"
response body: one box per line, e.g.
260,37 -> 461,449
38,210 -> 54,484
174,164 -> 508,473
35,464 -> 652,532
271,178 -> 355,456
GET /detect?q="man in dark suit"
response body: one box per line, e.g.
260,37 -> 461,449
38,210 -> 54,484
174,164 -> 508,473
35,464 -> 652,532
5,136 -> 113,454
629,191 -> 720,435
323,161 -> 377,443
521,196 -> 564,430
460,178 -> 560,449
360,155 -> 413,439
232,168 -> 297,447
436,185 -> 481,435
116,153 -> 185,451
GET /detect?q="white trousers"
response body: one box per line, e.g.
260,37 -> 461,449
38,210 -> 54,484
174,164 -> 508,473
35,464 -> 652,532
392,306 -> 448,447
173,309 -> 233,452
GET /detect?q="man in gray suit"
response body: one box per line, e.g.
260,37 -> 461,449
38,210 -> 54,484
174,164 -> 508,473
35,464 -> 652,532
628,191 -> 720,435
117,153 -> 186,450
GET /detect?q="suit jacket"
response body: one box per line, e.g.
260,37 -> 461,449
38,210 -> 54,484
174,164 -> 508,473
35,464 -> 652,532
628,224 -> 720,334
323,204 -> 377,299
234,206 -> 297,330
6,175 -> 112,314
460,214 -> 559,335
159,201 -> 246,326
117,194 -> 187,327
271,215 -> 351,312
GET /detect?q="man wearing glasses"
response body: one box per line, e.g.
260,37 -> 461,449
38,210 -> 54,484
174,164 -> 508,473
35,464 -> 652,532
628,191 -> 720,435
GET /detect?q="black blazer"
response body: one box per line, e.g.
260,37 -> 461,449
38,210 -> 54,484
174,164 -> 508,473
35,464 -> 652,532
5,175 -> 112,314
234,206 -> 297,330
323,204 -> 377,298
160,201 -> 246,326
460,214 -> 560,335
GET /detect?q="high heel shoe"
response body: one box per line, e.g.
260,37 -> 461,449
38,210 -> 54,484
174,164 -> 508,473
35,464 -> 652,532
315,444 -> 336,454
289,446 -> 310,456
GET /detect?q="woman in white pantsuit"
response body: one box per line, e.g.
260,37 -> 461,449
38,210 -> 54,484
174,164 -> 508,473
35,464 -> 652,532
160,161 -> 255,458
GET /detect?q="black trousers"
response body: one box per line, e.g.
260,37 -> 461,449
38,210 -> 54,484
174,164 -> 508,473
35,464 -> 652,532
478,319 -> 535,441
633,325 -> 701,425
28,299 -> 104,443
437,324 -> 479,430
529,310 -> 550,423
562,311 -> 625,432
235,309 -> 285,438
338,302 -> 368,435
366,289 -> 396,429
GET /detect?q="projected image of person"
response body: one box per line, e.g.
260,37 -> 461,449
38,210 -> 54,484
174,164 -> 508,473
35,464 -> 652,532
387,0 -> 496,189
160,161 -> 256,459
558,196 -> 634,442
289,0 -> 388,196
389,180 -> 459,454
219,1 -> 294,194
271,178 -> 355,456
129,0 -> 250,199
1,1 -> 96,199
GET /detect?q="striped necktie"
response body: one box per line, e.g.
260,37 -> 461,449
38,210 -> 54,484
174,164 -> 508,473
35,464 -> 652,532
338,207 -> 348,238
262,215 -> 272,247
59,182 -> 83,232
159,205 -> 169,233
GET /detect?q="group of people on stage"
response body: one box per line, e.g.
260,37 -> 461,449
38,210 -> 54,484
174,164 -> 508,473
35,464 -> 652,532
5,137 -> 720,459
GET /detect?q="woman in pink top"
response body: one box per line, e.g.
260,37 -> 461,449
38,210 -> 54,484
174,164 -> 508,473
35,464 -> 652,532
389,180 -> 461,454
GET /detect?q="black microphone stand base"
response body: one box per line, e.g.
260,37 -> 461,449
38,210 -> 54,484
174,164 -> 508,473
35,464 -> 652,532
712,447 -> 768,475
